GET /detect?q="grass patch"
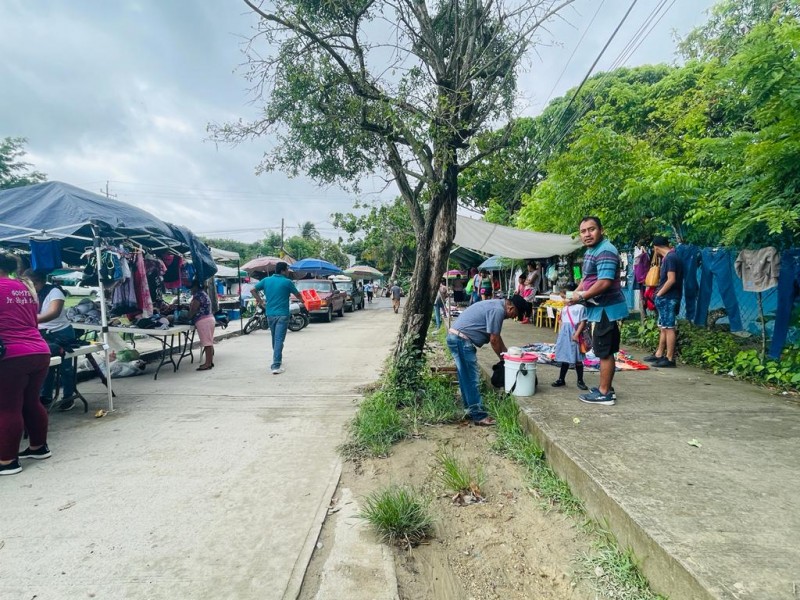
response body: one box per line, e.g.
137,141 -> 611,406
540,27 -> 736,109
340,391 -> 407,459
581,525 -> 667,600
437,447 -> 485,496
360,485 -> 434,547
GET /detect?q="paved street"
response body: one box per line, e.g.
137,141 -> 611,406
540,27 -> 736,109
0,299 -> 399,600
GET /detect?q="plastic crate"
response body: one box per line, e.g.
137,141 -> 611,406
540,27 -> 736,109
226,309 -> 241,320
301,289 -> 322,311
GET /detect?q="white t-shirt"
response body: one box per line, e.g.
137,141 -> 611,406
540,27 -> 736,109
561,303 -> 586,328
39,287 -> 71,333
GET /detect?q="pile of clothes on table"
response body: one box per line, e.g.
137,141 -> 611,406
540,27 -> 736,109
521,343 -> 650,372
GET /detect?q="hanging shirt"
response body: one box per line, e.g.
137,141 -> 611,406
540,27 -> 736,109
734,248 -> 780,292
29,239 -> 62,271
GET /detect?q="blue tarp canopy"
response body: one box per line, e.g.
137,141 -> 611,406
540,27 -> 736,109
0,181 -> 216,278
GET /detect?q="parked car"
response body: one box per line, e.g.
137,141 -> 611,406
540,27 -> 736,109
61,282 -> 101,297
294,279 -> 346,322
333,279 -> 364,312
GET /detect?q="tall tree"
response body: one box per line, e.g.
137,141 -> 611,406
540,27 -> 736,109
0,137 -> 46,190
212,0 -> 576,367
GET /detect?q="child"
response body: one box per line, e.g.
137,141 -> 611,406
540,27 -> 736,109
551,287 -> 588,390
516,274 -> 532,324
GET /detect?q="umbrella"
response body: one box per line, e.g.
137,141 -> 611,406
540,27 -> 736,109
344,265 -> 383,278
289,258 -> 343,277
445,269 -> 464,279
478,256 -> 513,270
241,256 -> 285,274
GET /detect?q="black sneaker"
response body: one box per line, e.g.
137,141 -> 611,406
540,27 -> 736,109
576,380 -> 589,391
19,444 -> 51,460
654,357 -> 676,368
58,398 -> 76,412
551,379 -> 566,387
642,354 -> 661,363
579,389 -> 615,406
591,386 -> 617,400
0,460 -> 22,476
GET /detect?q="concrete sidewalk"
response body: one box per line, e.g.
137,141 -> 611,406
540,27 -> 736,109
479,320 -> 800,600
0,301 -> 399,600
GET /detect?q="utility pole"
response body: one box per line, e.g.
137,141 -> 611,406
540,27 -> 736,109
101,180 -> 116,199
280,218 -> 285,257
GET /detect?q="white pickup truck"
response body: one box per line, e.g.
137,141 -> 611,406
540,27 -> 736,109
61,283 -> 100,297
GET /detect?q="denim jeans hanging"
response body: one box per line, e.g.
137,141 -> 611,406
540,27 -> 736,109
693,248 -> 744,332
676,244 -> 701,322
768,249 -> 800,359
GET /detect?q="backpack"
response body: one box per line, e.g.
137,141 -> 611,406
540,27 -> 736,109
465,278 -> 474,294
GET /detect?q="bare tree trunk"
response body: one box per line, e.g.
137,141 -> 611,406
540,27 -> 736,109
388,253 -> 401,284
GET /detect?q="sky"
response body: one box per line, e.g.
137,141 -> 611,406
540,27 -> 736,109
0,0 -> 718,243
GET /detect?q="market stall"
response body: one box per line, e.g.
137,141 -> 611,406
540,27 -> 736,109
0,181 -> 217,410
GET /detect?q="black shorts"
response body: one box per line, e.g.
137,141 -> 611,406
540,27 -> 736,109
592,312 -> 620,359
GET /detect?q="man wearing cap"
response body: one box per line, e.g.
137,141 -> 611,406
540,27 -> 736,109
447,294 -> 528,426
570,216 -> 628,406
644,236 -> 683,368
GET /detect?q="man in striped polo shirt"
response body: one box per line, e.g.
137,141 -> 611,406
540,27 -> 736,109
569,216 -> 628,406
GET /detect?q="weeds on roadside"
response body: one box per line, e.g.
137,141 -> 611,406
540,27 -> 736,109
341,391 -> 407,458
360,485 -> 434,547
437,447 -> 485,499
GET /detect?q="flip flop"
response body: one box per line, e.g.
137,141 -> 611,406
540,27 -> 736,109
473,417 -> 496,427
197,364 -> 214,371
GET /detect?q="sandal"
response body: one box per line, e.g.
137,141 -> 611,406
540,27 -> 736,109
473,416 -> 496,427
197,364 -> 214,371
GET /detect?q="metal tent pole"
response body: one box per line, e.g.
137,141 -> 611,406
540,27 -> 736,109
237,258 -> 243,333
92,225 -> 114,411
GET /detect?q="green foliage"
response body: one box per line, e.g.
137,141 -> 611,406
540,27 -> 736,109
359,485 -> 434,546
0,137 -> 46,190
437,448 -> 485,494
733,345 -> 800,386
620,318 -> 661,350
343,391 -> 408,458
388,331 -> 427,394
676,322 -> 744,374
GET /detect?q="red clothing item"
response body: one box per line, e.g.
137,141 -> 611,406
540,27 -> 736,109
0,278 -> 49,359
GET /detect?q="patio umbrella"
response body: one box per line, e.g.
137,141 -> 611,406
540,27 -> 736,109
344,265 -> 383,278
445,269 -> 464,279
289,257 -> 343,277
478,256 -> 513,271
241,256 -> 285,274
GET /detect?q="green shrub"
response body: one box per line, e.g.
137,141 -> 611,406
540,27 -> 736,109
360,485 -> 434,546
437,448 -> 485,495
343,391 -> 407,458
418,375 -> 461,425
620,318 -> 660,349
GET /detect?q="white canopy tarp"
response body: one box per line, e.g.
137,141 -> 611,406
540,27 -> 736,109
454,215 -> 582,259
210,247 -> 240,262
215,264 -> 241,278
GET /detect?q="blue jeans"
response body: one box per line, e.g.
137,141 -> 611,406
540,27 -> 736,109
694,248 -> 744,332
768,249 -> 800,359
267,315 -> 289,369
446,334 -> 488,421
676,244 -> 701,321
41,325 -> 77,400
434,303 -> 444,329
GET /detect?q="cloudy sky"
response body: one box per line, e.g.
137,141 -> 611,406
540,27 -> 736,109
0,0 -> 716,242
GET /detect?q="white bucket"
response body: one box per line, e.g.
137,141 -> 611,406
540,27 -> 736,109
504,359 -> 536,396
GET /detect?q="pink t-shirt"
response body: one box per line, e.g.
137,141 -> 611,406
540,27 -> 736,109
0,278 -> 50,360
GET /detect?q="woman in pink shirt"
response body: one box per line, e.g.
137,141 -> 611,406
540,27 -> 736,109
0,253 -> 52,476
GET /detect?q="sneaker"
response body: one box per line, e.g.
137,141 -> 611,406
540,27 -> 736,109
0,460 -> 22,476
642,354 -> 661,363
576,380 -> 589,391
591,386 -> 616,400
654,357 -> 676,368
551,379 -> 566,387
579,389 -> 615,406
40,396 -> 53,408
19,444 -> 51,460
58,398 -> 76,412
271,367 -> 285,375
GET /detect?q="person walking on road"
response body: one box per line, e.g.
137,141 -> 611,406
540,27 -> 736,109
644,236 -> 683,368
446,294 -> 528,426
570,216 -> 628,406
364,281 -> 374,304
252,262 -> 301,375
390,282 -> 402,313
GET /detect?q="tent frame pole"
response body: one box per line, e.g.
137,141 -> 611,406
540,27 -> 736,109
91,225 -> 114,412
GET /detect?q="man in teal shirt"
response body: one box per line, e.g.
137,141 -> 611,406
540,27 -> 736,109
252,262 -> 301,374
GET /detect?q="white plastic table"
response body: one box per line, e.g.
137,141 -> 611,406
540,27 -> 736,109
48,344 -> 109,413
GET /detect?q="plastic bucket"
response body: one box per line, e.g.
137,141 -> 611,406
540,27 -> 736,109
226,309 -> 241,320
503,358 -> 536,396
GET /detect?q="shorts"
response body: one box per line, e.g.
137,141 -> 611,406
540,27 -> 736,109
480,287 -> 491,296
195,315 -> 216,347
592,312 -> 620,359
655,296 -> 679,329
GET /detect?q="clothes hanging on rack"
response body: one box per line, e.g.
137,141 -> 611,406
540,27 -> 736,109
693,248 -> 744,332
676,244 -> 701,322
768,249 -> 800,359
163,254 -> 182,289
633,246 -> 650,285
734,247 -> 780,292
133,251 -> 153,317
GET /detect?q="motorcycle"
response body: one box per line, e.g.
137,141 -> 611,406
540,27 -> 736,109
243,302 -> 309,335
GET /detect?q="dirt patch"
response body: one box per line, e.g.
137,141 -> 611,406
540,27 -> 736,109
305,423 -> 596,600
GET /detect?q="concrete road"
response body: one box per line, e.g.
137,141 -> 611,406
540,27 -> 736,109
0,298 -> 400,600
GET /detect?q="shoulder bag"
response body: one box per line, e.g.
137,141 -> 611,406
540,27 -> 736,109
644,255 -> 661,288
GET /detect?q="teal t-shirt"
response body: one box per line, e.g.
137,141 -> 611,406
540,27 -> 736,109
254,274 -> 301,317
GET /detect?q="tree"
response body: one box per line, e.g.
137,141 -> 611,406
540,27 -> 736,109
212,0 -> 577,370
299,221 -> 321,241
0,137 -> 46,190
